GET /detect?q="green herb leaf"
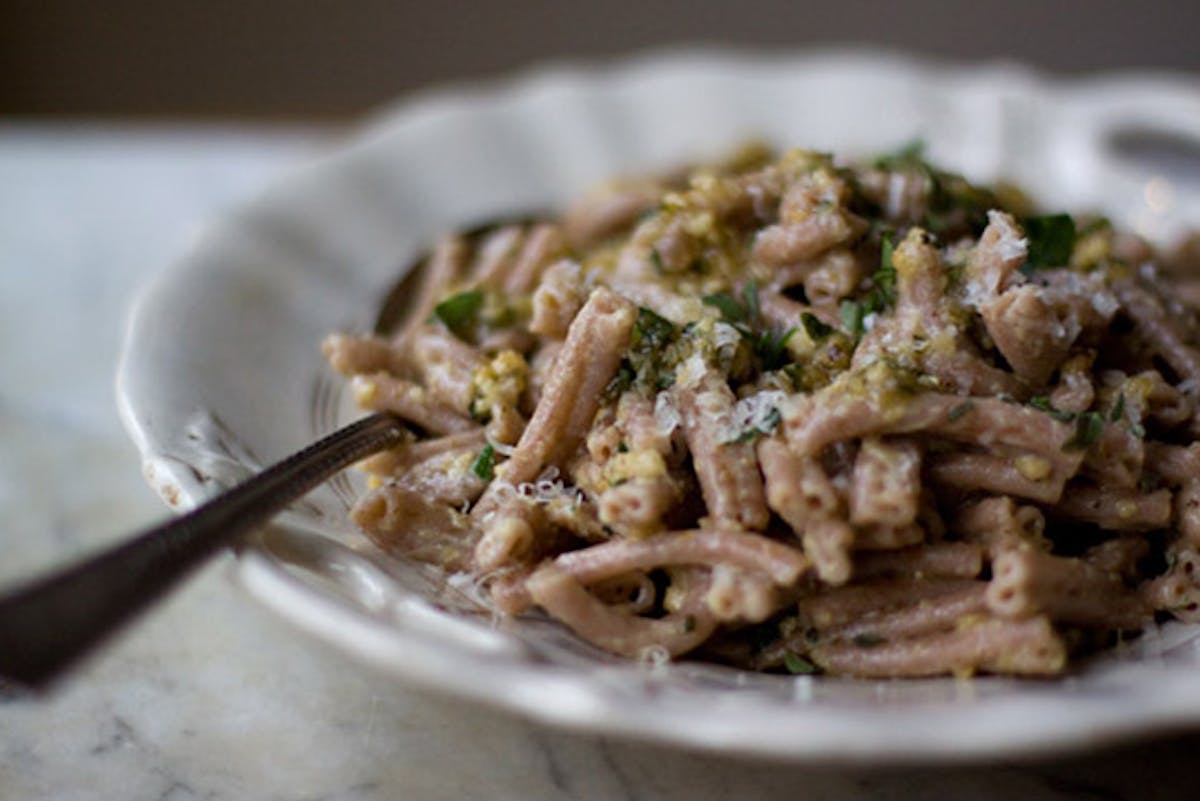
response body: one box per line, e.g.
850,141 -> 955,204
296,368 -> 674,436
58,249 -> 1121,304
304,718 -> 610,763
756,327 -> 796,371
801,312 -> 834,341
864,233 -> 897,313
1023,214 -> 1076,271
742,280 -> 761,325
879,232 -> 896,279
634,306 -> 677,348
1030,396 -> 1076,422
702,292 -> 747,324
948,400 -> 975,422
840,299 -> 865,339
434,289 -> 485,338
1063,411 -> 1105,451
783,651 -> 819,675
649,248 -> 666,275
1110,392 -> 1126,422
470,443 -> 496,481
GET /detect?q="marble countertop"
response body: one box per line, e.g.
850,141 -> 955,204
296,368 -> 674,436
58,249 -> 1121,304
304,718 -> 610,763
2,122 -> 1199,801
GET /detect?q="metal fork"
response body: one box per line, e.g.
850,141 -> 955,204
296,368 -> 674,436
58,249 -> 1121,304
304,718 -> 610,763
0,411 -> 406,691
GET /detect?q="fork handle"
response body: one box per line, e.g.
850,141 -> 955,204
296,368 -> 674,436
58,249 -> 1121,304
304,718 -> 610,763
0,412 -> 405,691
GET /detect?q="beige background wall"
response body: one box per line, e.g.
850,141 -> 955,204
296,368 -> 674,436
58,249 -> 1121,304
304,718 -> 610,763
3,0 -> 1198,119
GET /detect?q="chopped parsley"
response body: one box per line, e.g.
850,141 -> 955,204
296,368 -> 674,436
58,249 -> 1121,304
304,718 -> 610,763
633,306 -> 677,349
840,299 -> 866,340
703,282 -> 796,371
649,248 -> 666,275
1110,392 -> 1126,422
756,327 -> 797,371
783,652 -> 819,675
742,279 -> 762,324
1063,411 -> 1105,451
702,291 -> 750,324
470,443 -> 496,481
1022,214 -> 1076,271
947,400 -> 975,422
864,232 -> 897,313
1030,396 -> 1077,422
801,312 -> 834,341
702,280 -> 764,327
606,307 -> 682,399
433,289 -> 485,339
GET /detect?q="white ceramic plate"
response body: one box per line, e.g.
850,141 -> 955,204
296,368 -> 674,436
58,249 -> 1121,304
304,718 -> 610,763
117,49 -> 1200,762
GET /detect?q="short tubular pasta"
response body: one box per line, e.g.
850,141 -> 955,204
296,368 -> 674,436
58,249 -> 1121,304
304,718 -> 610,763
327,142 -> 1200,678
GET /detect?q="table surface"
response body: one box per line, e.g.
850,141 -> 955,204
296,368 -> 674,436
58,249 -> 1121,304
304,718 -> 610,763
2,121 -> 1200,801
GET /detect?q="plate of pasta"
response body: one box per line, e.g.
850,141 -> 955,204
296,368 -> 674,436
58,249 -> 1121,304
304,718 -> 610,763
117,48 -> 1200,760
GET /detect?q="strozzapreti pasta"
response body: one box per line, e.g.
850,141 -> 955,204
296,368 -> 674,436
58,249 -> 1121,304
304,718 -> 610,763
325,142 -> 1200,677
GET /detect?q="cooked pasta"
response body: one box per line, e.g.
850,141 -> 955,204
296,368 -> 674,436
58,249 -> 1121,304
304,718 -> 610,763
324,141 -> 1200,677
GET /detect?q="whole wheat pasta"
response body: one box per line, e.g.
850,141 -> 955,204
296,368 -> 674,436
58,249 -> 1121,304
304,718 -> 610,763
756,288 -> 840,335
1116,279 -> 1200,386
802,249 -> 863,307
853,542 -> 984,581
529,260 -> 586,340
369,446 -> 488,508
810,616 -> 1067,678
394,234 -> 470,350
821,583 -> 990,644
503,223 -> 567,294
563,179 -> 663,249
852,523 -> 925,550
982,285 -> 1078,386
597,477 -> 682,537
987,549 -> 1149,630
1049,354 -> 1096,413
797,577 -> 981,630
408,327 -> 485,414
549,528 -> 808,588
1141,548 -> 1200,622
1083,536 -> 1149,581
527,563 -> 718,658
322,333 -> 410,378
327,141 -> 1200,677
801,517 -> 856,585
350,373 -> 476,435
951,496 -> 1049,556
757,439 -> 842,541
469,224 -> 526,288
472,286 -> 635,521
352,483 -> 477,572
926,451 -> 1070,504
672,369 -> 769,530
848,437 -> 922,527
1050,484 -> 1172,531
